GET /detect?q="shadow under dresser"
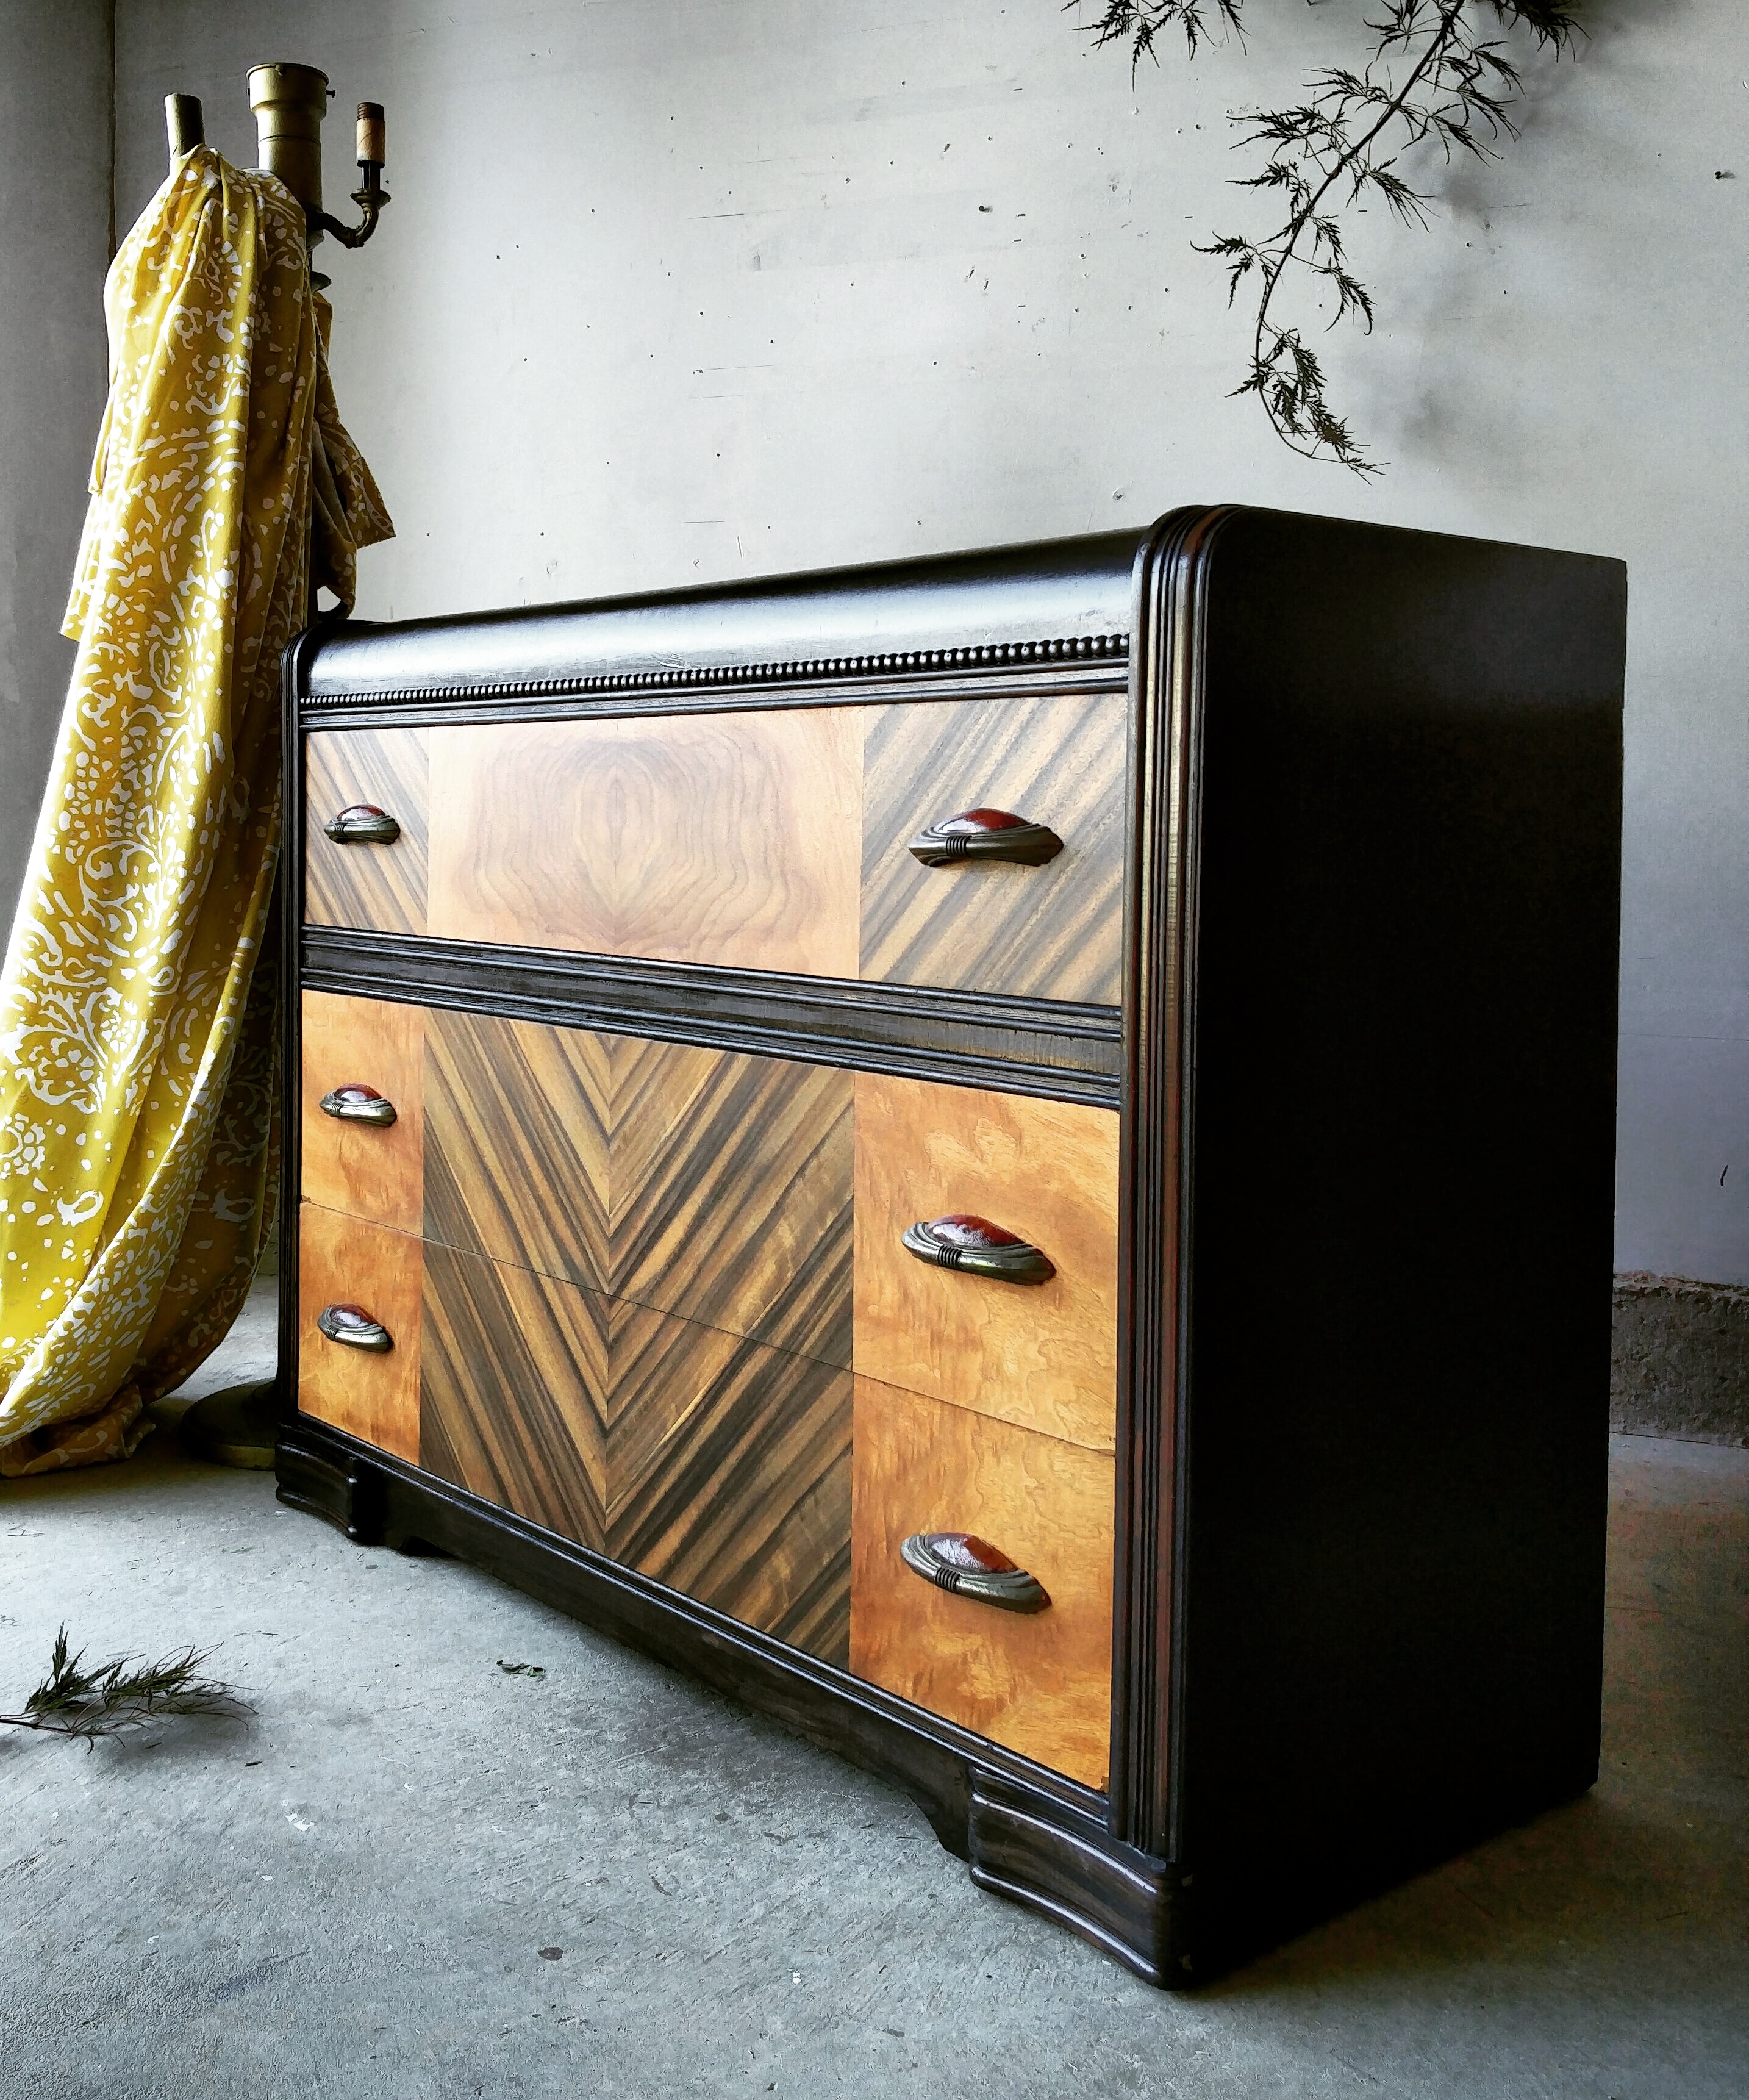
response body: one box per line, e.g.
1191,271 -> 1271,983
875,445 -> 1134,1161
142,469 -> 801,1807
276,505 -> 1626,1984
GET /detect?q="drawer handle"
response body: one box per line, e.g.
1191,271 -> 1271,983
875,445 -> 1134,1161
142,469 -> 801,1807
908,806 -> 1062,868
901,1213 -> 1056,1286
317,1303 -> 393,1352
318,1083 -> 398,1127
901,1532 -> 1051,1614
323,803 -> 402,845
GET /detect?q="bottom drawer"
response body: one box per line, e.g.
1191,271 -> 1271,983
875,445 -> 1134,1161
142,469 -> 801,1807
297,1208 -> 1112,1790
297,1203 -> 422,1463
849,1376 -> 1114,1790
418,1239 -> 851,1666
296,1207 -> 851,1666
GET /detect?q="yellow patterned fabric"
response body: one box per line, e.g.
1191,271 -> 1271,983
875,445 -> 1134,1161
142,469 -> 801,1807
0,147 -> 388,1475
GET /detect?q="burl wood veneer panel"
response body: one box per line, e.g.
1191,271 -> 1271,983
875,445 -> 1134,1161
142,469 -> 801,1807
849,1375 -> 1114,1788
425,711 -> 862,976
852,1072 -> 1119,1452
420,1240 -> 608,1552
859,692 -> 1126,1003
418,1238 -> 851,1665
296,1203 -> 422,1463
422,1012 -> 853,1367
299,992 -> 424,1233
303,728 -> 429,935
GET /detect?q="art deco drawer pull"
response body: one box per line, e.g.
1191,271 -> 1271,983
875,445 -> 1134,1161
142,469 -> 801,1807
323,803 -> 401,845
318,1083 -> 398,1127
901,1532 -> 1051,1614
901,1213 -> 1056,1285
907,806 -> 1063,867
317,1303 -> 393,1352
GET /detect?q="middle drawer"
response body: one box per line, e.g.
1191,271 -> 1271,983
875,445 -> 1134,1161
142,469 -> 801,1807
297,1202 -> 853,1667
302,993 -> 1118,1446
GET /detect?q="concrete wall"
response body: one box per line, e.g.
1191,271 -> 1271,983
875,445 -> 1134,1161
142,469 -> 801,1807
0,1 -> 113,947
15,0 -> 1747,1282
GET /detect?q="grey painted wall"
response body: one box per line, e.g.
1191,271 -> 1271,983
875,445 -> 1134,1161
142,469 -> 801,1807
0,1 -> 113,950
13,0 -> 1748,1282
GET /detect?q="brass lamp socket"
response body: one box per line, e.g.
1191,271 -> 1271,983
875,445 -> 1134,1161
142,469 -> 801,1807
356,101 -> 386,167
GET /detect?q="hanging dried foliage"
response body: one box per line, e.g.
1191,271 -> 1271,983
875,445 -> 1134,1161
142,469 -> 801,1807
1081,2 -> 1585,472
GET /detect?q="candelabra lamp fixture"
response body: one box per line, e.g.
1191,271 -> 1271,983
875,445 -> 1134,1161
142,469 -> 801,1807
165,62 -> 391,284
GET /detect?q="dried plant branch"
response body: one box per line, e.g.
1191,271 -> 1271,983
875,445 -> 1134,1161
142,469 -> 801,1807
1085,0 -> 1245,64
1076,2 -> 1586,471
0,1625 -> 249,1747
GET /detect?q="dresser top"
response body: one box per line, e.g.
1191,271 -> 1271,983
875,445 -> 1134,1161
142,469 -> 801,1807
304,528 -> 1146,700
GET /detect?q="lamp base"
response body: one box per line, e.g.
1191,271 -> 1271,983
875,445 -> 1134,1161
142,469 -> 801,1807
180,1380 -> 280,1469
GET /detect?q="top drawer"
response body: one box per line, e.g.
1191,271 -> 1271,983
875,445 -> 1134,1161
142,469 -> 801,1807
303,690 -> 1125,1005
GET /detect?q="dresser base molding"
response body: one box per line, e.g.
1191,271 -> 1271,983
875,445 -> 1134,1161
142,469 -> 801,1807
968,1777 -> 1185,1982
274,1413 -> 1188,1976
276,1430 -> 385,1547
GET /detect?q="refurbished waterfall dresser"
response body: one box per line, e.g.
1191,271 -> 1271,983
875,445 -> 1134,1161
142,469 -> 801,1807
276,506 -> 1626,1984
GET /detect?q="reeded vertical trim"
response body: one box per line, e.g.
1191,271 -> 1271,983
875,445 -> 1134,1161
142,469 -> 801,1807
1109,507 -> 1230,1858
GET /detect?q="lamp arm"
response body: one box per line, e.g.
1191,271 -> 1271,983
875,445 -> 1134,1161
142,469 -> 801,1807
312,176 -> 390,250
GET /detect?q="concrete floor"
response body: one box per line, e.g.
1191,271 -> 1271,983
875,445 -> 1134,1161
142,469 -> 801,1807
2,1286 -> 1745,2098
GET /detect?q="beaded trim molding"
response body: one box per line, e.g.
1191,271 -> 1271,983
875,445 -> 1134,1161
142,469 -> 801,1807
302,630 -> 1131,707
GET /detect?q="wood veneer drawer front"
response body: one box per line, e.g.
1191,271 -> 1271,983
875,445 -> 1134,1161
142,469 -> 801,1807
422,1010 -> 853,1369
849,1376 -> 1114,1790
296,1203 -> 422,1463
860,690 -> 1125,1005
426,712 -> 863,976
317,690 -> 1124,1000
304,729 -> 428,935
852,1072 -> 1119,1452
418,1243 -> 851,1667
300,992 -> 424,1234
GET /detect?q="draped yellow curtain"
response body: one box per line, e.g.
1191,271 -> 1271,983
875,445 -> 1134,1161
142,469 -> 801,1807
0,147 -> 388,1475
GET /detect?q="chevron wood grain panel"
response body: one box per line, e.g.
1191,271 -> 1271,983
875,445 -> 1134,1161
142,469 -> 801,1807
859,691 -> 1126,1003
426,711 -> 861,975
304,728 -> 429,934
853,1072 -> 1120,1452
300,992 -> 424,1232
420,1240 -> 608,1551
848,1374 -> 1114,1789
296,1203 -> 422,1463
607,1300 -> 851,1668
610,1036 -> 853,1366
422,1009 -> 612,1291
421,1013 -> 853,1367
416,1236 -> 850,1665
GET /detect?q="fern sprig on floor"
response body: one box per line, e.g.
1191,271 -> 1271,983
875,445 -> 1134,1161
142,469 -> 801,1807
0,1625 -> 249,1746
